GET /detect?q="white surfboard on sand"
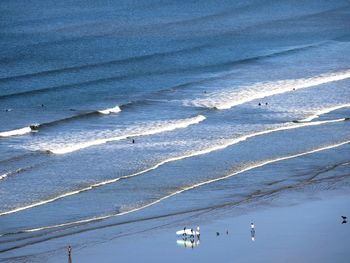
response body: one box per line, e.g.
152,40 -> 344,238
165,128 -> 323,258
176,229 -> 199,236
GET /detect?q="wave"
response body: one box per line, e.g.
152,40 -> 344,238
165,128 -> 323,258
297,103 -> 350,122
6,139 -> 349,235
98,105 -> 121,115
0,43 -> 213,100
0,127 -> 32,138
0,43 -> 322,101
0,117 -> 344,217
186,69 -> 350,110
46,115 -> 206,154
0,173 -> 8,180
0,105 -> 121,138
0,165 -> 36,181
0,152 -> 39,165
40,105 -> 121,128
0,43 -> 211,84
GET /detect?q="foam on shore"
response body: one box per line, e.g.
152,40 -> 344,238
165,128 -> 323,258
0,118 -> 344,217
6,139 -> 349,234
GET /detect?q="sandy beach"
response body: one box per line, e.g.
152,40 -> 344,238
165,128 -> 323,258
41,181 -> 350,263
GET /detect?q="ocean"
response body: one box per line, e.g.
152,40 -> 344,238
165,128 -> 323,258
0,0 -> 350,261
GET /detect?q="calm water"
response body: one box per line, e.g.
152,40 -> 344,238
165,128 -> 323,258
0,0 -> 350,261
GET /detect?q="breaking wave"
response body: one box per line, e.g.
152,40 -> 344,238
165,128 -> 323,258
0,127 -> 32,138
5,139 -> 349,234
186,69 -> 350,110
297,103 -> 350,122
44,115 -> 206,154
0,117 -> 344,217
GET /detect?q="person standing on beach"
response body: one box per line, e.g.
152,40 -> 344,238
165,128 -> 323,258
68,246 -> 72,263
250,223 -> 255,241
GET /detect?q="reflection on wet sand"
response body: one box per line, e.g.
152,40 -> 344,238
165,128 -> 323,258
176,238 -> 200,249
251,229 -> 256,241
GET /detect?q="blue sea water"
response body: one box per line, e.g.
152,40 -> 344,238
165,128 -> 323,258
0,0 -> 350,261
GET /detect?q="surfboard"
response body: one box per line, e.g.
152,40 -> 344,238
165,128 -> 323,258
176,229 -> 199,236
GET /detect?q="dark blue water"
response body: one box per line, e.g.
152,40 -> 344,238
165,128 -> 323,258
0,0 -> 350,261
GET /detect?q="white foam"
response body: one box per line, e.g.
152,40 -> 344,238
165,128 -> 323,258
15,139 -> 350,234
298,103 -> 350,122
48,115 -> 206,154
98,105 -> 121,115
0,118 -> 344,217
0,166 -> 32,181
0,173 -> 9,180
187,69 -> 350,110
0,127 -> 32,137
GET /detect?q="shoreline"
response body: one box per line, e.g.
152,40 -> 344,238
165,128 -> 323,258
45,185 -> 350,263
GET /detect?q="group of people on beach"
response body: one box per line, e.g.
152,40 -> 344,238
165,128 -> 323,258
179,222 -> 256,240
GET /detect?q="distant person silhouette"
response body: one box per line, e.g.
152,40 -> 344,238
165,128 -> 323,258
251,223 -> 256,241
341,216 -> 347,224
67,246 -> 72,263
196,226 -> 200,239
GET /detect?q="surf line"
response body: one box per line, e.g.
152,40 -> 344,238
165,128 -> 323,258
297,103 -> 350,122
0,106 -> 121,138
0,127 -> 32,138
0,164 -> 39,182
7,139 -> 349,235
0,117 -> 346,218
188,69 -> 350,110
47,115 -> 206,154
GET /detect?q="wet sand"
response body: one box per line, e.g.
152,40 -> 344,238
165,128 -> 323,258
55,188 -> 350,263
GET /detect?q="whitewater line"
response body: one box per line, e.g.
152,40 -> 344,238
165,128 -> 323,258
0,173 -> 9,180
48,115 -> 206,154
0,127 -> 32,138
298,103 -> 350,122
0,118 -> 345,217
0,106 -> 121,138
12,139 -> 350,234
98,105 -> 121,115
0,165 -> 42,184
188,69 -> 350,110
